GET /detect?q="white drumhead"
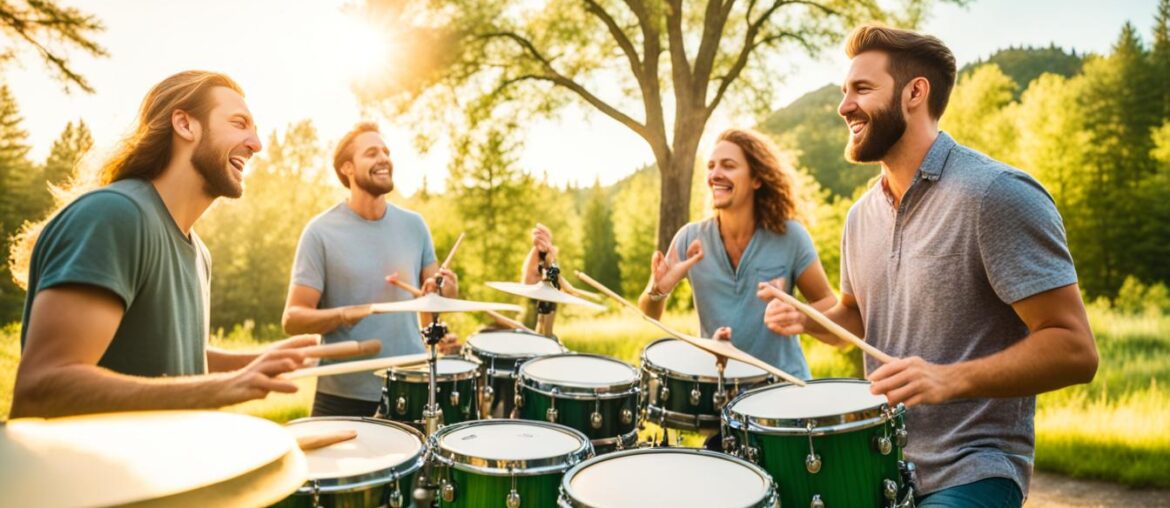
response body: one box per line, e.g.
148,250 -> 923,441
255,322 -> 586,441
732,380 -> 887,418
521,355 -> 637,386
468,332 -> 564,356
396,357 -> 479,376
439,422 -> 584,460
285,419 -> 421,480
644,339 -> 767,379
569,452 -> 767,507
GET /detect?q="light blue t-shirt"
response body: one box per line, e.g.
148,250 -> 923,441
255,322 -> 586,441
674,218 -> 818,379
292,202 -> 436,401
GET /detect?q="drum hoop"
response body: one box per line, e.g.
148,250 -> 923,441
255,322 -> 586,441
387,357 -> 482,383
466,330 -> 567,360
721,379 -> 905,436
645,405 -> 722,430
519,353 -> 640,396
286,416 -> 426,494
429,420 -> 593,476
640,338 -> 772,384
557,447 -> 775,508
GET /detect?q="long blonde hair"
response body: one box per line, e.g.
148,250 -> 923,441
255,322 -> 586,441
9,71 -> 243,289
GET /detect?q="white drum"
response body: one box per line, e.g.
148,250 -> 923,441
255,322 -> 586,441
558,448 -> 777,508
640,338 -> 775,429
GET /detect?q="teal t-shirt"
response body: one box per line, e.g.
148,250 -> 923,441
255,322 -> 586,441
20,178 -> 210,377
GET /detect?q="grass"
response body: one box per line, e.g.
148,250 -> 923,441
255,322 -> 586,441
2,304 -> 1168,487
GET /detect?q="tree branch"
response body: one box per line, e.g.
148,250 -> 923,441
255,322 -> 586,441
582,0 -> 644,87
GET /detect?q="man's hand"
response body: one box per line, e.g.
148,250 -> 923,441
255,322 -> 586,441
756,280 -> 807,335
437,333 -> 461,355
867,356 -> 958,407
650,239 -> 704,295
712,326 -> 732,370
421,268 -> 459,297
216,348 -> 309,407
532,224 -> 557,262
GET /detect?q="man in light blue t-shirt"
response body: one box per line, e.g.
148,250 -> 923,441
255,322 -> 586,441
637,128 -> 837,381
283,122 -> 458,417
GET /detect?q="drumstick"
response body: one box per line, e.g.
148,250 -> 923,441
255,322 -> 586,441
299,339 -> 382,359
761,283 -> 895,364
576,271 -> 806,386
441,232 -> 465,269
296,430 -> 357,451
559,277 -> 604,302
389,278 -> 538,335
282,353 -> 429,380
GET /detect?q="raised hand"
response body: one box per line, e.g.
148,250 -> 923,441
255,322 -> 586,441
650,239 -> 704,295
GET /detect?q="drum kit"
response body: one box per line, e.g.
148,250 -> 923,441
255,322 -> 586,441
1,252 -> 917,507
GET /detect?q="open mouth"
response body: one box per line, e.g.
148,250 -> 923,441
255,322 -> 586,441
710,182 -> 733,197
370,164 -> 392,178
849,119 -> 868,136
229,156 -> 247,173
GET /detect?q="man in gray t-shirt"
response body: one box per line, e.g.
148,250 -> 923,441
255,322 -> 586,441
762,26 -> 1097,506
283,122 -> 457,417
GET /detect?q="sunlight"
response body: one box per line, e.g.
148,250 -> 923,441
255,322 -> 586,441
331,13 -> 396,86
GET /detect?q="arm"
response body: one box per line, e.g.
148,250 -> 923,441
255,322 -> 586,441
522,224 -> 556,284
759,260 -> 863,346
206,334 -> 321,372
637,238 -> 704,320
281,284 -> 371,336
13,285 -> 306,418
868,283 -> 1097,406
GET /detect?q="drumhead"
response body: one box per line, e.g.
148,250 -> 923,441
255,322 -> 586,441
644,339 -> 767,379
467,331 -> 565,357
521,354 -> 638,387
438,421 -> 585,461
566,449 -> 769,507
393,357 -> 479,376
731,379 -> 887,419
284,418 -> 423,481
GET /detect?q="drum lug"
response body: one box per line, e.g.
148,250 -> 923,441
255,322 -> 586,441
721,434 -> 737,453
805,453 -> 822,474
620,408 -> 634,425
591,411 -> 603,429
874,435 -> 893,455
745,446 -> 760,464
450,388 -> 460,407
395,396 -> 407,415
811,494 -> 825,508
712,390 -> 727,409
689,384 -> 702,406
506,489 -> 521,508
310,480 -> 321,508
660,384 -> 670,401
547,406 -> 559,423
883,479 -> 898,503
440,480 -> 457,503
388,488 -> 404,508
483,385 -> 495,405
895,427 -> 909,448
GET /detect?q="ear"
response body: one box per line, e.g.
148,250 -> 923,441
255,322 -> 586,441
752,175 -> 762,190
340,159 -> 355,179
172,109 -> 199,142
906,77 -> 931,112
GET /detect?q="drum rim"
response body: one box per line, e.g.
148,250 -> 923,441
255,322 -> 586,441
721,378 -> 905,436
644,404 -> 723,430
519,353 -> 641,397
640,338 -> 772,384
557,447 -> 776,508
384,356 -> 482,383
465,329 -> 568,361
286,416 -> 426,495
429,419 -> 594,476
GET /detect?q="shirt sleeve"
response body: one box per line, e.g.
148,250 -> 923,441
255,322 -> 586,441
34,192 -> 146,309
291,224 -> 326,292
789,220 -> 819,277
978,171 -> 1078,304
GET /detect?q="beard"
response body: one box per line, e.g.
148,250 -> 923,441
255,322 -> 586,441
845,92 -> 907,164
353,162 -> 394,196
191,132 -> 243,199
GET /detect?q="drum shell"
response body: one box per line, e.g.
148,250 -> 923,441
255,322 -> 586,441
640,338 -> 775,430
439,469 -> 562,508
515,354 -> 640,452
463,330 -> 567,417
378,366 -> 480,428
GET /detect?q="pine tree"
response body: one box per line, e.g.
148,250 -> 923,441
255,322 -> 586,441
26,120 -> 93,220
582,179 -> 621,291
1153,0 -> 1170,120
0,85 -> 33,321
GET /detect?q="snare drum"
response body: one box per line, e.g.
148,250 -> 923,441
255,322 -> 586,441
557,448 -> 777,508
640,338 -> 774,430
463,329 -> 567,417
515,354 -> 640,452
377,357 -> 481,428
722,378 -> 915,508
429,419 -> 593,508
275,417 -> 425,508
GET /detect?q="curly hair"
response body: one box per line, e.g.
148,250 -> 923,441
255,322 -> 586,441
714,128 -> 801,234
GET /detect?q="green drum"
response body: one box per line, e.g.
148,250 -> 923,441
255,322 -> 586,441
722,379 -> 916,508
429,419 -> 593,508
462,329 -> 567,418
640,338 -> 775,430
557,447 -> 778,507
515,354 -> 640,453
274,417 -> 425,508
377,357 -> 481,429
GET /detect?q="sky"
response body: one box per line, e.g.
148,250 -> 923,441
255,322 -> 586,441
3,0 -> 1161,196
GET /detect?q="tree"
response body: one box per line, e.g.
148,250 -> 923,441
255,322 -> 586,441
24,120 -> 93,220
0,85 -> 33,321
1153,0 -> 1170,119
582,178 -> 621,290
361,0 -> 952,252
940,64 -> 1019,164
613,166 -> 659,298
1,0 -> 107,93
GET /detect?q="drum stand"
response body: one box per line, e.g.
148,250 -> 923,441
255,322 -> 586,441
535,251 -> 560,340
415,276 -> 449,506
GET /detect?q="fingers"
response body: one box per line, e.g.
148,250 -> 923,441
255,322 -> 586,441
273,334 -> 321,350
713,326 -> 733,341
248,373 -> 299,394
763,299 -> 804,335
685,239 -> 704,260
385,272 -> 400,284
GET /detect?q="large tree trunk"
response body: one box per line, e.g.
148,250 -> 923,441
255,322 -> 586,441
655,122 -> 704,252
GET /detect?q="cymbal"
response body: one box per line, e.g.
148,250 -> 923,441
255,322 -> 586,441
485,281 -> 607,311
370,293 -> 524,314
0,411 -> 306,508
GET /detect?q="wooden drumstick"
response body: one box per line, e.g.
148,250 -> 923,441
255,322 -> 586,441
388,277 -> 538,335
296,430 -> 357,451
282,353 -> 429,379
576,271 -> 806,386
559,276 -> 604,302
300,339 -> 382,359
440,233 -> 465,270
761,283 -> 895,364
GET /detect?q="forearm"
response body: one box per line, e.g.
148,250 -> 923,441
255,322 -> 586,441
948,326 -> 1097,399
11,364 -> 232,418
283,306 -> 346,335
637,283 -> 667,320
804,301 -> 865,347
521,248 -> 542,284
206,347 -> 257,372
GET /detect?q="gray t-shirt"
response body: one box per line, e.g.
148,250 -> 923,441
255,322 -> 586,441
292,202 -> 436,401
674,218 -> 818,379
841,132 -> 1077,497
21,178 -> 210,377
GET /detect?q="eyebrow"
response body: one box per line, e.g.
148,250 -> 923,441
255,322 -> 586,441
843,79 -> 877,93
230,112 -> 254,128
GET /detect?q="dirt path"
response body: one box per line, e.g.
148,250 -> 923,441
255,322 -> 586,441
1026,471 -> 1170,507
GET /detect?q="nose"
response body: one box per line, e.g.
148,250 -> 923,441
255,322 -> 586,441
838,94 -> 856,118
244,129 -> 262,154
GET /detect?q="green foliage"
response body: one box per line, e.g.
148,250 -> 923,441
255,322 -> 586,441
582,179 -> 621,290
1114,276 -> 1170,316
958,45 -> 1083,97
940,64 -> 1019,163
0,0 -> 107,93
613,166 -> 659,299
0,86 -> 32,323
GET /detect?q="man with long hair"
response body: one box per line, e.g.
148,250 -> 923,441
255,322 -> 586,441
282,122 -> 457,418
11,71 -> 319,418
760,25 -> 1098,506
637,128 -> 837,379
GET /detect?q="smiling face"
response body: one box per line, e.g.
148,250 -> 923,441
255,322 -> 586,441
345,131 -> 394,196
190,86 -> 260,199
838,51 -> 908,164
707,140 -> 760,212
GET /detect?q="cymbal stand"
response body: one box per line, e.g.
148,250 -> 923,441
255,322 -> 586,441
415,274 -> 447,506
536,251 -> 560,339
